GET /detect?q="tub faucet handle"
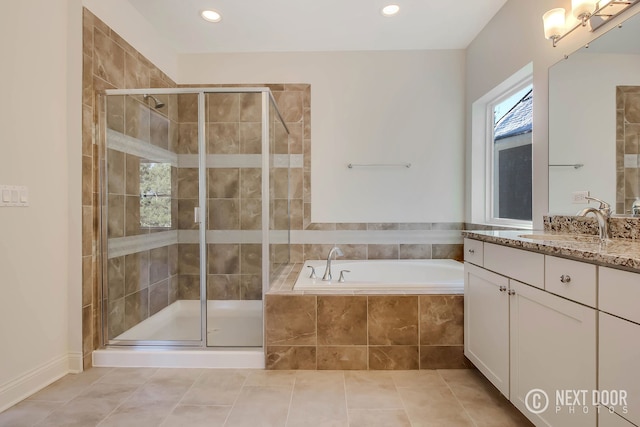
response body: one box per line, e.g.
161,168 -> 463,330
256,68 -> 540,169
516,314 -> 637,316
307,266 -> 317,279
338,270 -> 350,283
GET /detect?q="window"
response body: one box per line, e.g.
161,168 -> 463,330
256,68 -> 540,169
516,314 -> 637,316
489,85 -> 533,223
470,63 -> 533,228
140,162 -> 172,228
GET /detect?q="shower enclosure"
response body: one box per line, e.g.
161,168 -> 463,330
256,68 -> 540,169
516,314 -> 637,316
97,88 -> 290,350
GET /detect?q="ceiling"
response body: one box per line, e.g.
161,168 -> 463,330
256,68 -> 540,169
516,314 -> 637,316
127,0 -> 508,54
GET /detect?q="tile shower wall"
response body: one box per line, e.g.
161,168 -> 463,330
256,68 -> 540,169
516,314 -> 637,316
617,86 -> 640,214
83,8 -> 177,368
104,93 -> 179,339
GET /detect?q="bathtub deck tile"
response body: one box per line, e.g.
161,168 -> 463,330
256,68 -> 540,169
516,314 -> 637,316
317,296 -> 367,345
368,346 -> 420,370
317,346 -> 368,370
419,295 -> 464,346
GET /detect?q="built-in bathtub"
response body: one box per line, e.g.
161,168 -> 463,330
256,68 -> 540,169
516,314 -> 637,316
265,259 -> 467,370
294,259 -> 464,293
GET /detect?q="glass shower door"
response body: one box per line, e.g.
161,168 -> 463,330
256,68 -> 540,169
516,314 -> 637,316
101,91 -> 202,345
204,91 -> 265,347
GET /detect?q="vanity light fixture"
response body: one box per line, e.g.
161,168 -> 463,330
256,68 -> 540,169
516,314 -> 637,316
201,9 -> 222,23
381,4 -> 400,17
543,0 -> 638,47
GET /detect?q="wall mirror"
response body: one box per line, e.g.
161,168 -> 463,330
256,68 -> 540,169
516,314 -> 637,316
548,11 -> 640,216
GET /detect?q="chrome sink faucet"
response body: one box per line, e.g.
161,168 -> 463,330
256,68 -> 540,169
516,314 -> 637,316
322,246 -> 344,281
576,196 -> 611,241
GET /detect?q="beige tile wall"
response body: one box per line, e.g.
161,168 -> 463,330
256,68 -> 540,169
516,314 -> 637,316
265,294 -> 468,370
83,8 -> 177,368
617,86 -> 640,214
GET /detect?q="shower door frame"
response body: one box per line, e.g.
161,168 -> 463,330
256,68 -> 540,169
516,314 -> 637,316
98,87 -> 288,348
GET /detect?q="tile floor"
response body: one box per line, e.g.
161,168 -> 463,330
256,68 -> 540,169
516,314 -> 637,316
0,368 -> 533,427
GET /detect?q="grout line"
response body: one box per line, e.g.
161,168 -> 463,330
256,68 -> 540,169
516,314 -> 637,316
220,369 -> 248,426
342,371 -> 351,426
157,368 -> 207,426
283,372 -> 296,427
436,369 -> 478,427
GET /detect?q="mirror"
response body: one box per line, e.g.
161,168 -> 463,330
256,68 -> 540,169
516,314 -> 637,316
548,11 -> 640,215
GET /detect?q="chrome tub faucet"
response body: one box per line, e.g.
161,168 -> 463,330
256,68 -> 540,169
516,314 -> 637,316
322,246 -> 344,281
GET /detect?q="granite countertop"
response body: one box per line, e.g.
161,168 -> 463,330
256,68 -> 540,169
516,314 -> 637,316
462,230 -> 640,273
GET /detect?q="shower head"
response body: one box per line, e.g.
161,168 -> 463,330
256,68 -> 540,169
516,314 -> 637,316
143,94 -> 165,109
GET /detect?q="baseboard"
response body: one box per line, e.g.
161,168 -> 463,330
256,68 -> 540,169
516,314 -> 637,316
68,352 -> 83,374
0,354 -> 70,413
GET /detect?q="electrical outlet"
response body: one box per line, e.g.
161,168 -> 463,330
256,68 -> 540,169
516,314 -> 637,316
572,190 -> 590,204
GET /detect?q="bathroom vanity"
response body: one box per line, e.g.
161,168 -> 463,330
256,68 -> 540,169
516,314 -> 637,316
463,230 -> 640,427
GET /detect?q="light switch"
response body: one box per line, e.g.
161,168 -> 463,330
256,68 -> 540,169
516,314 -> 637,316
2,189 -> 10,203
20,188 -> 28,203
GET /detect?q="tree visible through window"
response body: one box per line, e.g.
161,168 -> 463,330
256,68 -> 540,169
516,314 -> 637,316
140,162 -> 172,228
490,85 -> 533,223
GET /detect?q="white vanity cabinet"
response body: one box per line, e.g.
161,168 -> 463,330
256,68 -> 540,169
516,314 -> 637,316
464,239 -> 597,427
464,263 -> 510,396
509,280 -> 596,427
598,267 -> 640,426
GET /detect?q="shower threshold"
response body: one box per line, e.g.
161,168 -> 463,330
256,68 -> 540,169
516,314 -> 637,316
93,300 -> 265,369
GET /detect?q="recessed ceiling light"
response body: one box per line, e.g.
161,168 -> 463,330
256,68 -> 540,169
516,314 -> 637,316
201,10 -> 222,23
381,4 -> 400,17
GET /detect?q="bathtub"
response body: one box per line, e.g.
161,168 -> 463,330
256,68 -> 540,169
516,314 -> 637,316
294,259 -> 464,293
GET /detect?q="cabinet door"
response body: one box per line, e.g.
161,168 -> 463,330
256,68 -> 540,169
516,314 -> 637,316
509,280 -> 596,427
600,312 -> 640,426
464,263 -> 510,397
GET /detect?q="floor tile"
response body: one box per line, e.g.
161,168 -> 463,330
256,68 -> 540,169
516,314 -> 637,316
344,371 -> 404,409
0,401 -> 59,427
225,386 -> 292,427
348,409 -> 411,427
438,369 -> 534,426
34,397 -> 121,427
398,383 -> 474,427
2,367 -> 536,427
244,370 -> 296,388
96,367 -> 158,385
180,369 -> 248,405
287,371 -> 348,426
161,405 -> 230,427
97,398 -> 173,427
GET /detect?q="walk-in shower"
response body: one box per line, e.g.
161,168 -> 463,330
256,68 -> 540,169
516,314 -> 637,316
95,88 -> 290,366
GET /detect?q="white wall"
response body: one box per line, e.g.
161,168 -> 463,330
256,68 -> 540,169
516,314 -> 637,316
549,52 -> 640,214
0,0 -> 82,412
465,0 -> 640,229
82,0 -> 179,81
180,50 -> 466,223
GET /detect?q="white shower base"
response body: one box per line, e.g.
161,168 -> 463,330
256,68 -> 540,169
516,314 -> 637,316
92,299 -> 265,369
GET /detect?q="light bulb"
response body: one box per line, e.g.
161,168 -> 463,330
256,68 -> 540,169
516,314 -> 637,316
543,8 -> 566,39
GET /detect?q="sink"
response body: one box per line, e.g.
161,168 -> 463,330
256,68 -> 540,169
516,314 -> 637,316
518,234 -> 601,243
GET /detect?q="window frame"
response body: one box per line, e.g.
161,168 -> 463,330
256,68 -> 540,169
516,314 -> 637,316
470,62 -> 533,229
485,80 -> 533,228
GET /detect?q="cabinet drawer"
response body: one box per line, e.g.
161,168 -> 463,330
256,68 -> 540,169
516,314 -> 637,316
463,238 -> 484,266
599,312 -> 640,426
484,243 -> 544,289
545,256 -> 596,307
599,267 -> 640,324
